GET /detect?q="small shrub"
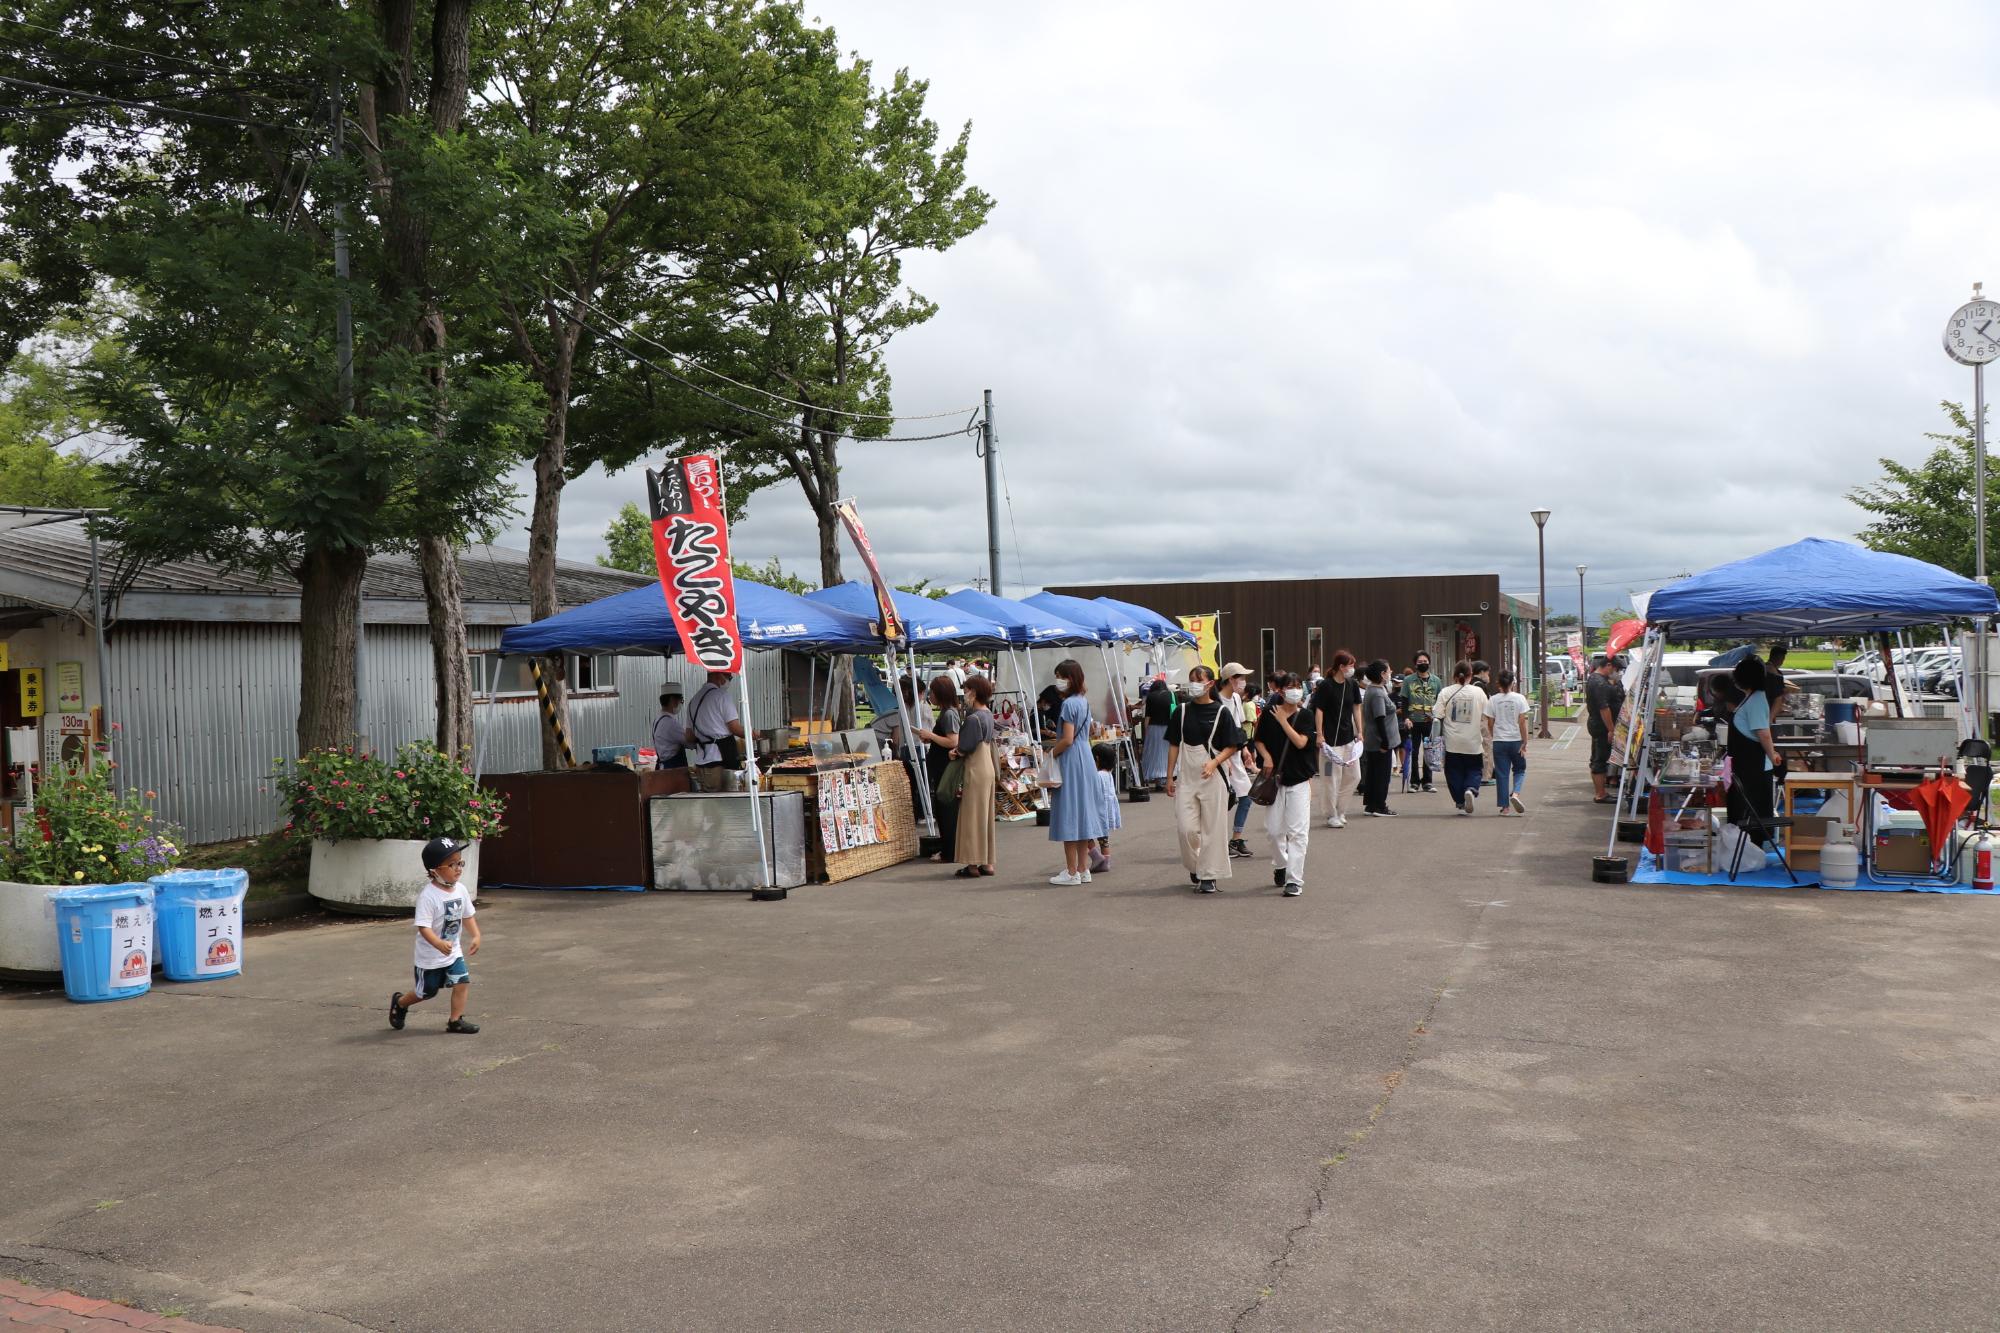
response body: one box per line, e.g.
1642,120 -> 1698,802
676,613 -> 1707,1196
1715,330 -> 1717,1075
2,760 -> 185,884
273,742 -> 505,843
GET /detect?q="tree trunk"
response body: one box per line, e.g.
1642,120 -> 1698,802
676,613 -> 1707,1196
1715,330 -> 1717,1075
529,334 -> 577,769
419,534 -> 472,757
815,502 -> 844,588
297,544 -> 367,753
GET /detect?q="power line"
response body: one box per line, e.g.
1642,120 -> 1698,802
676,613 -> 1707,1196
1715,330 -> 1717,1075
551,281 -> 980,423
0,73 -> 293,130
4,18 -> 318,89
574,308 -> 983,444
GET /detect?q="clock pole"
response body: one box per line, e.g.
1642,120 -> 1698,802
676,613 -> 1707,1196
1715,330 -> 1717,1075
1978,347 -> 1987,742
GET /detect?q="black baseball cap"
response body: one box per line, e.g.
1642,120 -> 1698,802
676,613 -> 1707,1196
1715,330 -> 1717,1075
422,836 -> 470,871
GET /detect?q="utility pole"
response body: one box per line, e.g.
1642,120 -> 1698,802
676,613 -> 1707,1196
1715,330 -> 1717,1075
1577,565 -> 1588,655
981,389 -> 1002,597
330,81 -> 364,741
1532,508 -> 1552,739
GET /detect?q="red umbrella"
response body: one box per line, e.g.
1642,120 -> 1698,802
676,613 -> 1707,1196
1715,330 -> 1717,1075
1605,619 -> 1646,655
1908,773 -> 1972,862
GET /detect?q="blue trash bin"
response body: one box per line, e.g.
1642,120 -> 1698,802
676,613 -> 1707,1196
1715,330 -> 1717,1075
152,868 -> 249,982
51,883 -> 156,1003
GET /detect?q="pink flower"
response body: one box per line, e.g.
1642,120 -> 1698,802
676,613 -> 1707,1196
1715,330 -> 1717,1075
394,770 -> 407,779
422,816 -> 430,825
366,807 -> 377,814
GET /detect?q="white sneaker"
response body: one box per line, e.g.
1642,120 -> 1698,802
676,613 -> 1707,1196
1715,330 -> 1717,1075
1049,871 -> 1081,886
1509,793 -> 1527,814
1080,869 -> 1093,883
1325,816 -> 1341,828
1460,791 -> 1476,816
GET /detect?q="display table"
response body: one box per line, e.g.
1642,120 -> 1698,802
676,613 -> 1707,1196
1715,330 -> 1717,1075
765,759 -> 919,883
479,766 -> 689,889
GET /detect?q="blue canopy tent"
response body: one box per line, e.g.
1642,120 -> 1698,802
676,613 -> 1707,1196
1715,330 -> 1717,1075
1645,538 -> 1998,637
1093,596 -> 1196,647
498,579 -> 878,657
805,581 -> 1013,651
1022,592 -> 1159,785
1612,538 -> 2000,885
941,587 -> 1098,646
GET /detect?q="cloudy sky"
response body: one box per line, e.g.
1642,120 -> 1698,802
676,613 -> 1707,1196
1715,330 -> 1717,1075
502,0 -> 1996,622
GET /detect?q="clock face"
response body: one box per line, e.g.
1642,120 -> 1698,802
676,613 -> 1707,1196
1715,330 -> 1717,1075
1945,301 -> 2000,365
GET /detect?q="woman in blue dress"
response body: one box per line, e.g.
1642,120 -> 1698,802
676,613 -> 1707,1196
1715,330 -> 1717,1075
1046,658 -> 1109,884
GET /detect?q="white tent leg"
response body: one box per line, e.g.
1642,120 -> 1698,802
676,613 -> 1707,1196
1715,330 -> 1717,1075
1095,641 -> 1142,788
736,669 -> 769,889
1605,628 -> 1661,857
890,648 -> 937,837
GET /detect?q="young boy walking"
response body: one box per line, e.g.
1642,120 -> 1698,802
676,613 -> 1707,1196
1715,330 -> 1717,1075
389,837 -> 482,1034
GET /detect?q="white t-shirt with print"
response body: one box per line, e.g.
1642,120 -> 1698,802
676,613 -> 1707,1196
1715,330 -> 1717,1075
1484,691 -> 1531,742
414,882 -> 476,969
1435,684 -> 1489,754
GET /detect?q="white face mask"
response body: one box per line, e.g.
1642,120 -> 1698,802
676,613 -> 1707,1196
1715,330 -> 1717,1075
1283,688 -> 1304,705
1179,681 -> 1207,699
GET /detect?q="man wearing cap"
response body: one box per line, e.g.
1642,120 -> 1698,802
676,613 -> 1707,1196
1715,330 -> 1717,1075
685,669 -> 745,790
1220,662 -> 1258,859
1585,656 -> 1624,802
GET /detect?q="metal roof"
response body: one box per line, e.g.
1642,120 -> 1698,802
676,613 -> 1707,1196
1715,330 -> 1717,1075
0,519 -> 651,627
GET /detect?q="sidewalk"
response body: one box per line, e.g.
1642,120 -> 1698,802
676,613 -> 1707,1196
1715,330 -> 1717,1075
0,1279 -> 236,1331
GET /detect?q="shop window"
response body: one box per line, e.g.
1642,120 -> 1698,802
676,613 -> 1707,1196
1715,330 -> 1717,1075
1306,626 -> 1325,674
471,654 -> 616,699
1260,628 -> 1277,681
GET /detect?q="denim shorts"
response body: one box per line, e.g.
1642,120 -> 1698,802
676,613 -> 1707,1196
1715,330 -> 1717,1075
412,956 -> 470,999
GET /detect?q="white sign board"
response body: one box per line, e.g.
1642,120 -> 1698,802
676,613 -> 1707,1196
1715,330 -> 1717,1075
108,903 -> 153,988
192,894 -> 245,975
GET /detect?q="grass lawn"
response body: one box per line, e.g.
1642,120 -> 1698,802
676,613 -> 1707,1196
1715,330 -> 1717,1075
1781,650 -> 1837,671
180,833 -> 309,903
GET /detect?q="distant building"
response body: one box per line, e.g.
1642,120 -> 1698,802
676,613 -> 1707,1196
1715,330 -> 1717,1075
1041,573 -> 1542,681
0,517 -> 781,842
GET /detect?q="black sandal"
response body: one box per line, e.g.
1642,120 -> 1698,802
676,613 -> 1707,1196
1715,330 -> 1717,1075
953,866 -> 981,878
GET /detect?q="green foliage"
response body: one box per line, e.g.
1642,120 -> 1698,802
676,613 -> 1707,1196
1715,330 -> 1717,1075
734,556 -> 815,595
895,578 -> 950,600
3,760 -> 185,885
597,502 -> 653,573
273,742 -> 506,844
1547,613 -> 1580,628
1851,401 -> 1998,578
1601,607 -> 1637,629
0,277 -> 115,507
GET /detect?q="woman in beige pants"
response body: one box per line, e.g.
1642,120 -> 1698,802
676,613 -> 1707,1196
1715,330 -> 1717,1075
1311,650 -> 1363,827
1167,665 -> 1248,894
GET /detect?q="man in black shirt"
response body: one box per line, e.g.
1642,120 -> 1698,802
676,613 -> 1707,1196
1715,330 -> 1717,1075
1584,656 -> 1624,802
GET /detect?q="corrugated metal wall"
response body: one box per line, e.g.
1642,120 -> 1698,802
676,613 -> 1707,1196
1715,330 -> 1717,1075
112,624 -> 786,845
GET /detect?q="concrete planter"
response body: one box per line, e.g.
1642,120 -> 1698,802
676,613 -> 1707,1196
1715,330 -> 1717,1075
309,838 -> 479,915
0,878 -> 63,979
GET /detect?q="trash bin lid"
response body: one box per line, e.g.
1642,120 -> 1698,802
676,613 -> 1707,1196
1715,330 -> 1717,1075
51,881 -> 155,906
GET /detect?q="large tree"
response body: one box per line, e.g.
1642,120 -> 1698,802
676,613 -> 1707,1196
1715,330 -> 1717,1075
0,3 -> 537,752
1852,400 -> 2000,579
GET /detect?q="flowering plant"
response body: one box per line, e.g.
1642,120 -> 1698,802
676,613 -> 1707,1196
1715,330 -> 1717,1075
3,760 -> 185,884
274,742 -> 505,844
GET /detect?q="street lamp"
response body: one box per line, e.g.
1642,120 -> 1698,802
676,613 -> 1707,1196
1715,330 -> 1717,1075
1532,508 -> 1552,739
1576,565 -> 1588,654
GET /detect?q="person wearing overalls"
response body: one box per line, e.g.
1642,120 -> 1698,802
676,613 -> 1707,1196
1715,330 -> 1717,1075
1167,664 -> 1248,894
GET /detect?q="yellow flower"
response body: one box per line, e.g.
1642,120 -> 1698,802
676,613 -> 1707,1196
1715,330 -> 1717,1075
97,854 -> 106,863
72,871 -> 83,880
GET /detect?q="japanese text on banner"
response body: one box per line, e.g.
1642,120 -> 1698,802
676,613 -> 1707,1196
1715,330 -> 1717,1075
646,456 -> 744,674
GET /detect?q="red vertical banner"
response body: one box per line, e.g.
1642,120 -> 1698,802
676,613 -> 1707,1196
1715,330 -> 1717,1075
646,455 -> 744,674
833,497 -> 903,642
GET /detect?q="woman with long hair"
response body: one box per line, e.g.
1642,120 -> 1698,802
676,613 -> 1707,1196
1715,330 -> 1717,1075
1045,659 -> 1108,884
952,675 -> 998,878
915,674 -> 962,863
1310,649 -> 1362,827
1169,663 -> 1247,893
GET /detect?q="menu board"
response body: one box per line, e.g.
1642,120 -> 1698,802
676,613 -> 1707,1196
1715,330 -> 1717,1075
816,767 -> 891,854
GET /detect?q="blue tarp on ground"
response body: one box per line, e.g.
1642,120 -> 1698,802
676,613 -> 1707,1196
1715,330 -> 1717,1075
497,579 -> 879,657
1092,596 -> 1197,646
940,588 -> 1098,645
1646,538 -> 1999,637
806,581 -> 1013,650
1631,849 -> 1994,894
1023,591 -> 1149,642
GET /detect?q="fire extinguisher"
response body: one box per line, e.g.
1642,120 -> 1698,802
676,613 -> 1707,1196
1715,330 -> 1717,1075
1977,834 -> 1995,891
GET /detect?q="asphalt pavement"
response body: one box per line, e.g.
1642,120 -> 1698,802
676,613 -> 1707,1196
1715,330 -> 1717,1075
5,736 -> 1999,1331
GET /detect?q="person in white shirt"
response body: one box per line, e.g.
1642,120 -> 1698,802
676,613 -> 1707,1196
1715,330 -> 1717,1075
1433,661 -> 1490,816
1483,668 -> 1531,815
389,837 -> 482,1034
685,671 -> 744,788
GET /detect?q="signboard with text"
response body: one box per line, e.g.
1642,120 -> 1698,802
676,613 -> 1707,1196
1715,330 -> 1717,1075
20,667 -> 44,719
54,660 -> 83,712
645,455 -> 744,674
833,497 -> 903,643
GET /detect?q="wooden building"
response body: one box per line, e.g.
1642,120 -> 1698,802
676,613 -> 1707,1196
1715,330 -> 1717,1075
1041,574 -> 1542,682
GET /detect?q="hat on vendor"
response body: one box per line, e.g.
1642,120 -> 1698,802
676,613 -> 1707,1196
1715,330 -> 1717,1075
1219,661 -> 1252,682
422,836 -> 470,871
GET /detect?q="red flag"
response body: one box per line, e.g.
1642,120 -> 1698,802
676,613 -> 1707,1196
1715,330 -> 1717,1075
833,496 -> 903,642
646,455 -> 744,674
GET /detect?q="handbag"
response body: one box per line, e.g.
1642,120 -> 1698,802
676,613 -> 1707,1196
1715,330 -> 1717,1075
935,756 -> 966,805
1250,767 -> 1280,807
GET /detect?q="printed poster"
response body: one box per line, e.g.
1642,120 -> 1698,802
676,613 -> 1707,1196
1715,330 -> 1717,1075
108,903 -> 152,988
194,894 -> 244,975
645,456 -> 744,674
54,660 -> 83,712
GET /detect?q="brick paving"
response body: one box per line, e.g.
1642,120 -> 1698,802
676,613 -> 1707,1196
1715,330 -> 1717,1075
0,1279 -> 237,1331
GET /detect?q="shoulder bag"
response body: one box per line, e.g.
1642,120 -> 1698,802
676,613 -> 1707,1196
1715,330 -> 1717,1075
1203,703 -> 1241,803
